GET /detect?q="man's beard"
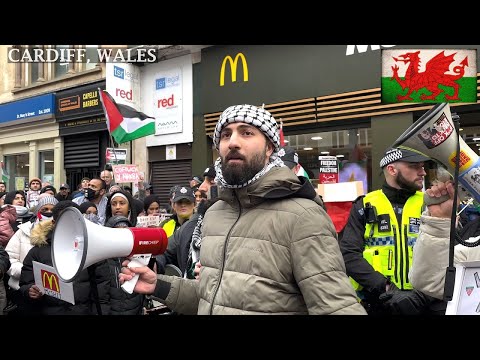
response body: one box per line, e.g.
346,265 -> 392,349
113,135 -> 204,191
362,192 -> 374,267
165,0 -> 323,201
396,170 -> 423,191
222,150 -> 268,185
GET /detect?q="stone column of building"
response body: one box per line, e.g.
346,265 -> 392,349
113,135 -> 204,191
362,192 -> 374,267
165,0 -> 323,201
54,137 -> 64,188
28,141 -> 38,181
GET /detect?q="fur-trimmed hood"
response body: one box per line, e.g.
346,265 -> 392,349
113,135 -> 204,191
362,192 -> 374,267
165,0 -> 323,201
30,219 -> 54,247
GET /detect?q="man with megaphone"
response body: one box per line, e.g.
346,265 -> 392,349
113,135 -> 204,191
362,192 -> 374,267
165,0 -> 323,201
340,147 -> 446,315
120,103 -> 367,315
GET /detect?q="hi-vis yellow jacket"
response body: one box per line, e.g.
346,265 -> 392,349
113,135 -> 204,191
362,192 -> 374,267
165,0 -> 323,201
352,190 -> 423,291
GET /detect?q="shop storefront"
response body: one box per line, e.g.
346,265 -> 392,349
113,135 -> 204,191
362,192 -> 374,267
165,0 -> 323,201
55,80 -> 114,191
0,93 -> 59,192
199,45 -> 480,192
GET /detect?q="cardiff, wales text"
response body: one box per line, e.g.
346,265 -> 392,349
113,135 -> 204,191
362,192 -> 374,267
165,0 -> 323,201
7,47 -> 158,63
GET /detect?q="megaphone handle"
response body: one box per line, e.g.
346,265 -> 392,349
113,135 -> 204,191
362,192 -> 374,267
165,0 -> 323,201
424,193 -> 451,206
121,254 -> 152,294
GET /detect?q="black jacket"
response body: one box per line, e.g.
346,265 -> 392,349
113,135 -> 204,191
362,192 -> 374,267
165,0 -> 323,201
19,221 -> 111,315
0,244 -> 10,277
107,257 -> 145,315
156,213 -> 200,276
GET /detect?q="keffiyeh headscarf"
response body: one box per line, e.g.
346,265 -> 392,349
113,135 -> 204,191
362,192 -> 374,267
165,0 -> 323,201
212,104 -> 285,189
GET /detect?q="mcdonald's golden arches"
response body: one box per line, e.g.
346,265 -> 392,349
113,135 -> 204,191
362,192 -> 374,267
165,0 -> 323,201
220,53 -> 249,86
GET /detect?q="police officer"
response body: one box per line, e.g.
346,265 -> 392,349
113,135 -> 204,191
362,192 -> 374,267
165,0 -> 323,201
340,147 -> 446,315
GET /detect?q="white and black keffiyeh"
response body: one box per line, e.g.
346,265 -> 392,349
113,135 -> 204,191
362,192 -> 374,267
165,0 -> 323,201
185,214 -> 203,279
214,155 -> 284,189
212,104 -> 285,189
213,104 -> 281,153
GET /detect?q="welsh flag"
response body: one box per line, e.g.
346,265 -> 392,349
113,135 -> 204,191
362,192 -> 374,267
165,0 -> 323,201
99,89 -> 156,144
381,49 -> 477,103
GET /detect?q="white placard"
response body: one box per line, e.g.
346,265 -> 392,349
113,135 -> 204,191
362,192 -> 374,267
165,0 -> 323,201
33,261 -> 75,305
136,215 -> 166,228
446,260 -> 480,315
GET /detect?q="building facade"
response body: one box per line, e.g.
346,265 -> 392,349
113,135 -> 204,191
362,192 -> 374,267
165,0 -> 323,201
197,45 -> 480,193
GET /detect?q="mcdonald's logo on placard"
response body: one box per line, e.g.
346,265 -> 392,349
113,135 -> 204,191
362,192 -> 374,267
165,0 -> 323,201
220,53 -> 249,86
42,269 -> 60,293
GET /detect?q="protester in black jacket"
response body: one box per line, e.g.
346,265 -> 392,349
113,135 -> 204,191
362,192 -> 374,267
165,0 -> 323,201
19,201 -> 110,315
104,215 -> 145,315
0,245 -> 10,314
156,199 -> 217,278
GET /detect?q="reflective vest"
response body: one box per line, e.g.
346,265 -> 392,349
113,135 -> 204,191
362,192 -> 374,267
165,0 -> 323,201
162,219 -> 177,238
352,189 -> 423,291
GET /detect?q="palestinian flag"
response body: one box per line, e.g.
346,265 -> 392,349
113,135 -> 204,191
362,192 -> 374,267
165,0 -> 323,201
295,164 -> 310,180
382,49 -> 477,103
99,89 -> 156,144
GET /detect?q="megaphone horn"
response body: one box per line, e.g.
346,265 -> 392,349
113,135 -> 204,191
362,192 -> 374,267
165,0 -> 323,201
392,102 -> 480,202
51,207 -> 168,291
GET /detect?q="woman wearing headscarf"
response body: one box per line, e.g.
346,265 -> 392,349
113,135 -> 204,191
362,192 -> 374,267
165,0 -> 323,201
4,190 -> 32,231
79,201 -> 100,224
105,189 -> 138,227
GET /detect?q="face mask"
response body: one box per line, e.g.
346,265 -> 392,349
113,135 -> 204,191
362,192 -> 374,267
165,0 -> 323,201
85,188 -> 98,201
84,213 -> 100,224
38,211 -> 53,221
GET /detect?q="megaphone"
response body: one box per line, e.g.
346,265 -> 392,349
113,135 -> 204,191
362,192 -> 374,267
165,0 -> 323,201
392,102 -> 480,202
51,207 -> 168,293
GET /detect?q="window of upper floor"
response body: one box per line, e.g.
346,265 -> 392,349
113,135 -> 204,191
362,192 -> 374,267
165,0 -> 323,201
12,45 -> 100,89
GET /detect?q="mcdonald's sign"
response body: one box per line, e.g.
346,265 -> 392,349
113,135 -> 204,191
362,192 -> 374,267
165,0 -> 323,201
42,269 -> 60,293
220,53 -> 249,86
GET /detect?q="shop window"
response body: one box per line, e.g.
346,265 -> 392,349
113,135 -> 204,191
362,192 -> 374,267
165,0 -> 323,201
40,151 -> 54,185
54,45 -> 69,78
3,153 -> 29,191
284,127 -> 372,192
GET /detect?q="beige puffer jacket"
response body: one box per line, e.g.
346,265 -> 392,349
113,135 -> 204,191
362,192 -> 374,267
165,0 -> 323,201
410,210 -> 480,300
162,167 -> 366,315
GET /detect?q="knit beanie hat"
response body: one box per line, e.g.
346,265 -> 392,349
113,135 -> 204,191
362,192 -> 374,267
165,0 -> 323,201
29,177 -> 42,187
213,104 -> 280,153
36,195 -> 59,211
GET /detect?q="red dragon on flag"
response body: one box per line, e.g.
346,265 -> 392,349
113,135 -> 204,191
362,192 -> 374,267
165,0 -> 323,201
382,49 -> 477,103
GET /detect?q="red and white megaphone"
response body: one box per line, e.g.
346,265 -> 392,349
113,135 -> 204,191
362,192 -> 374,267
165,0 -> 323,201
51,207 -> 168,293
392,102 -> 480,202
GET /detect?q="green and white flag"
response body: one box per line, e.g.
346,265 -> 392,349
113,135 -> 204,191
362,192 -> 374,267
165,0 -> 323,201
382,49 -> 477,103
99,89 -> 156,144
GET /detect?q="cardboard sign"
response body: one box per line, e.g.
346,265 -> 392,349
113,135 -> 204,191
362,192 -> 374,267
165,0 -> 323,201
446,260 -> 480,315
136,215 -> 166,228
112,164 -> 140,183
318,156 -> 339,184
317,181 -> 364,203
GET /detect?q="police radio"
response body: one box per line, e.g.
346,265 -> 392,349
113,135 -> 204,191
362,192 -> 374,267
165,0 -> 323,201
364,202 -> 378,223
